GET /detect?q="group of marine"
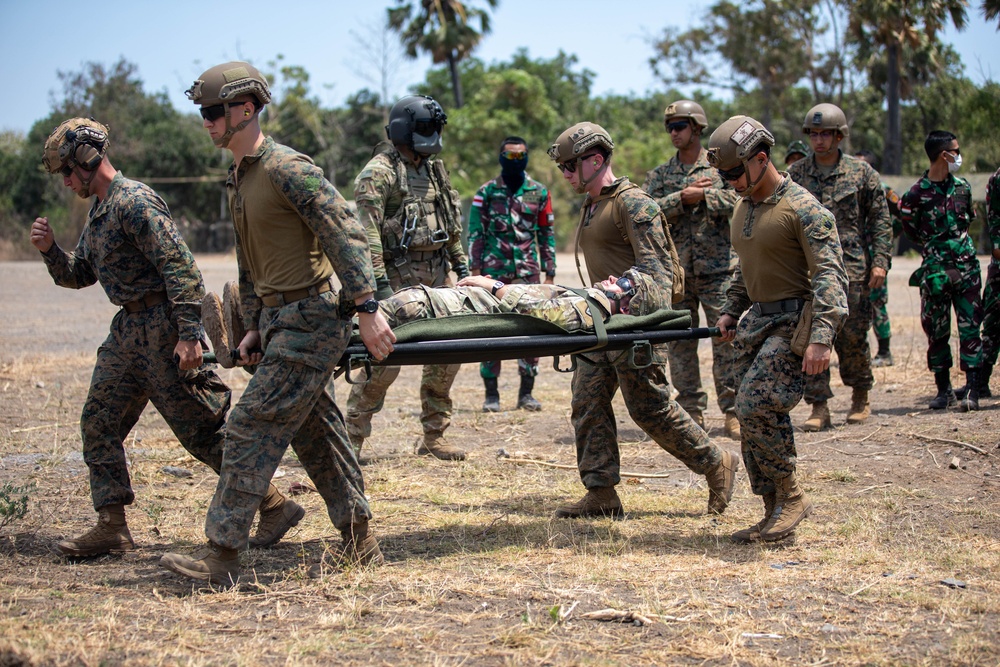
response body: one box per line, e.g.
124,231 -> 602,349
29,60 -> 1000,587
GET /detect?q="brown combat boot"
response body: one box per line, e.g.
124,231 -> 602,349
731,492 -> 776,543
553,486 -> 623,519
724,412 -> 741,441
308,521 -> 384,578
159,542 -> 240,586
249,484 -> 305,548
55,504 -> 135,557
759,473 -> 813,542
415,435 -> 467,461
846,388 -> 871,424
802,401 -> 831,432
705,449 -> 740,514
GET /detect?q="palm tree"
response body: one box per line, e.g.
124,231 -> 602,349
847,0 -> 968,174
984,0 -> 1000,27
387,0 -> 499,109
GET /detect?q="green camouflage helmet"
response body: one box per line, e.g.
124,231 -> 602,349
619,268 -> 665,316
707,116 -> 774,170
785,140 -> 809,160
547,122 -> 614,164
185,61 -> 271,107
802,103 -> 848,137
663,100 -> 708,131
42,117 -> 110,174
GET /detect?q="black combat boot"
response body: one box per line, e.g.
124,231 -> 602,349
929,370 -> 957,409
959,369 -> 980,412
872,336 -> 893,367
957,363 -> 993,400
516,375 -> 542,411
482,377 -> 501,412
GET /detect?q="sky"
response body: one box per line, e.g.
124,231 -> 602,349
1,0 -> 997,135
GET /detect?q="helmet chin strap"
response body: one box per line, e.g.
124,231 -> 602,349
69,163 -> 98,199
214,108 -> 257,148
576,156 -> 609,193
736,155 -> 770,197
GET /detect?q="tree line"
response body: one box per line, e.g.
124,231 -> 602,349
1,0 -> 997,258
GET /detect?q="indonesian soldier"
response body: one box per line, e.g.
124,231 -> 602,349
975,165 -> 1000,400
546,121 -> 739,519
32,118 -> 298,558
899,130 -> 984,412
345,95 -> 469,461
784,140 -> 809,167
160,62 -> 396,586
469,135 -> 556,412
710,116 -> 848,543
643,100 -> 740,440
788,103 -> 892,431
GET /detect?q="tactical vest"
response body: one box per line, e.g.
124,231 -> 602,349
380,148 -> 453,257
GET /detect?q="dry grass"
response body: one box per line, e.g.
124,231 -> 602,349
1,256 -> 999,666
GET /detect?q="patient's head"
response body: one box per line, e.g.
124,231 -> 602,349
595,269 -> 663,315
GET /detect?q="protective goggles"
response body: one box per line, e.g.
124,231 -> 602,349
200,103 -> 245,122
667,120 -> 690,133
558,153 -> 599,174
500,150 -> 527,160
604,275 -> 635,300
413,119 -> 444,135
59,164 -> 74,177
717,163 -> 747,182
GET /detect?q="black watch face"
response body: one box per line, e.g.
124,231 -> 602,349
359,299 -> 379,313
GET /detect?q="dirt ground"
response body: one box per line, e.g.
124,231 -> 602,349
0,252 -> 998,666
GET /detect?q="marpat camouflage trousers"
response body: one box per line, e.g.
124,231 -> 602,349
345,362 -> 461,439
804,280 -> 874,403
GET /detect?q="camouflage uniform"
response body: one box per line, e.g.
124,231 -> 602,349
207,138 -> 375,550
980,168 -> 1000,367
39,173 -> 230,510
643,148 -> 739,419
573,178 -> 722,489
346,148 -> 467,444
900,172 -> 983,372
380,283 -> 609,332
787,152 -> 892,404
722,176 -> 848,495
469,175 -> 556,379
869,183 -> 902,341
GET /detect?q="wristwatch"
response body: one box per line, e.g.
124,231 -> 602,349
491,281 -> 505,296
357,298 -> 379,314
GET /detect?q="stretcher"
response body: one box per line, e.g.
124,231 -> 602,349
335,306 -> 719,383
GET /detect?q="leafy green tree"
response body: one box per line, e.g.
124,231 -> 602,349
846,0 -> 969,174
387,0 -> 499,108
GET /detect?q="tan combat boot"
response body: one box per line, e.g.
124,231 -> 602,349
705,449 -> 740,514
415,434 -> 467,461
55,504 -> 135,557
724,412 -> 741,441
249,484 -> 305,548
308,521 -> 384,577
759,473 -> 813,542
159,542 -> 240,586
802,401 -> 831,432
846,388 -> 871,424
731,492 -> 776,543
553,486 -> 623,519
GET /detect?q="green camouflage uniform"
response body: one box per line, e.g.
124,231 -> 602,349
380,283 -> 609,332
643,148 -> 739,419
207,138 -> 376,550
981,168 -> 1000,366
346,148 -> 467,444
723,176 -> 848,495
39,173 -> 230,511
787,152 -> 892,404
572,178 -> 722,490
469,175 -> 556,379
900,172 -> 983,372
869,182 -> 902,341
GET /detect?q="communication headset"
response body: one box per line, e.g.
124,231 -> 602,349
59,125 -> 108,171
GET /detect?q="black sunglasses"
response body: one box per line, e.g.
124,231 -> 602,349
59,164 -> 74,177
667,120 -> 690,133
200,102 -> 245,122
558,152 -> 599,174
717,163 -> 747,181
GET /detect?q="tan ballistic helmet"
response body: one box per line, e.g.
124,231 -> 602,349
707,116 -> 775,170
663,100 -> 708,131
547,122 -> 614,164
619,268 -> 665,316
802,103 -> 848,137
186,61 -> 272,107
42,117 -> 110,174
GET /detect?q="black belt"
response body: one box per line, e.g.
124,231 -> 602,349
260,280 -> 332,308
750,298 -> 804,316
122,290 -> 168,314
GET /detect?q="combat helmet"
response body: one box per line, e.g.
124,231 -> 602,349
386,95 -> 448,156
707,116 -> 775,194
663,100 -> 708,132
547,122 -> 614,165
617,268 -> 665,316
42,117 -> 110,199
186,61 -> 271,148
802,103 -> 849,137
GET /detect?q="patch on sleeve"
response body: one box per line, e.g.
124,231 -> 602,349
303,176 -> 321,192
